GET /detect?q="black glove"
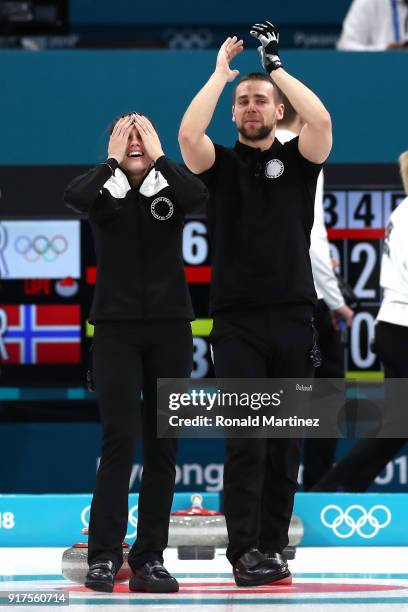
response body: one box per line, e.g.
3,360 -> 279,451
250,21 -> 282,73
336,273 -> 359,309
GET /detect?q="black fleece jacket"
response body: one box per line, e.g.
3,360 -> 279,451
64,155 -> 208,323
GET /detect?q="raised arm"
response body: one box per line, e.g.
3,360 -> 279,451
133,113 -> 208,213
64,116 -> 133,214
178,37 -> 243,174
250,21 -> 332,165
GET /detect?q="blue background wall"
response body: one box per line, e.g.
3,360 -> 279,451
0,423 -> 407,493
0,50 -> 406,165
69,1 -> 352,26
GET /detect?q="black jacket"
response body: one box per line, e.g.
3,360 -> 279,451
64,155 -> 208,322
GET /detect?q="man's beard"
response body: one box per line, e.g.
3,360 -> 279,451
238,122 -> 274,142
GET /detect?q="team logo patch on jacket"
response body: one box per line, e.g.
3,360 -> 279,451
150,197 -> 174,221
265,159 -> 284,179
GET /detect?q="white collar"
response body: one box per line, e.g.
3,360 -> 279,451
103,166 -> 169,199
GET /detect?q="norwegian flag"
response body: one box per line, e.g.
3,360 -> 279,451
0,304 -> 81,364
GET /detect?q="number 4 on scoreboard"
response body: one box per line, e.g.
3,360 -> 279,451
354,194 -> 375,226
348,192 -> 382,229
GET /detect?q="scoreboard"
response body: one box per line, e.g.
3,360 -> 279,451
323,188 -> 405,374
0,187 -> 406,391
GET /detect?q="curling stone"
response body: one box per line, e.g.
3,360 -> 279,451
169,494 -> 304,560
169,494 -> 225,560
61,528 -> 131,584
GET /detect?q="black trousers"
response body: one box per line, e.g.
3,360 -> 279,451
87,320 -> 193,571
210,306 -> 315,564
312,321 -> 408,492
302,301 -> 343,490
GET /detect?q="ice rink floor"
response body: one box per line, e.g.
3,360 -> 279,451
1,547 -> 408,611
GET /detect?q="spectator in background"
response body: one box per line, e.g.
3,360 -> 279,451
313,151 -> 408,492
276,97 -> 354,490
337,0 -> 408,50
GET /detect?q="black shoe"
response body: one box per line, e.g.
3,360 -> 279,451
233,548 -> 291,587
85,560 -> 116,593
263,551 -> 291,572
129,561 -> 179,593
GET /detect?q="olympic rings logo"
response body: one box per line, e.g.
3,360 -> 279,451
125,506 -> 139,539
14,235 -> 68,262
321,504 -> 391,539
81,504 -> 139,540
164,28 -> 213,49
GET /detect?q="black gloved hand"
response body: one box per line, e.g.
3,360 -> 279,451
250,21 -> 282,73
336,274 -> 360,309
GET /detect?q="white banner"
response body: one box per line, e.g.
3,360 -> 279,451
0,220 -> 80,279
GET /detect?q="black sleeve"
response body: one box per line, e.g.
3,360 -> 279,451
286,136 -> 323,181
197,143 -> 225,188
155,155 -> 209,214
63,158 -> 120,215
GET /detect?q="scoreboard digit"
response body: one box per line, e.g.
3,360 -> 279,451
323,191 -> 346,228
192,337 -> 210,379
348,241 -> 380,301
328,242 -> 343,275
350,310 -> 378,370
183,221 -> 208,265
383,191 -> 406,225
347,191 -> 382,229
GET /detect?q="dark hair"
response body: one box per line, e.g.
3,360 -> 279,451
277,93 -> 298,127
108,111 -> 157,134
232,73 -> 284,104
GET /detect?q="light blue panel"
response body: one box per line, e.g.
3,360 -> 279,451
0,494 -> 94,547
294,493 -> 407,546
0,493 -> 220,546
0,492 -> 406,547
0,388 -> 20,399
0,50 -> 406,165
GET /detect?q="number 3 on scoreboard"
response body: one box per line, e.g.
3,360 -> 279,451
192,337 -> 209,378
323,191 -> 346,228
